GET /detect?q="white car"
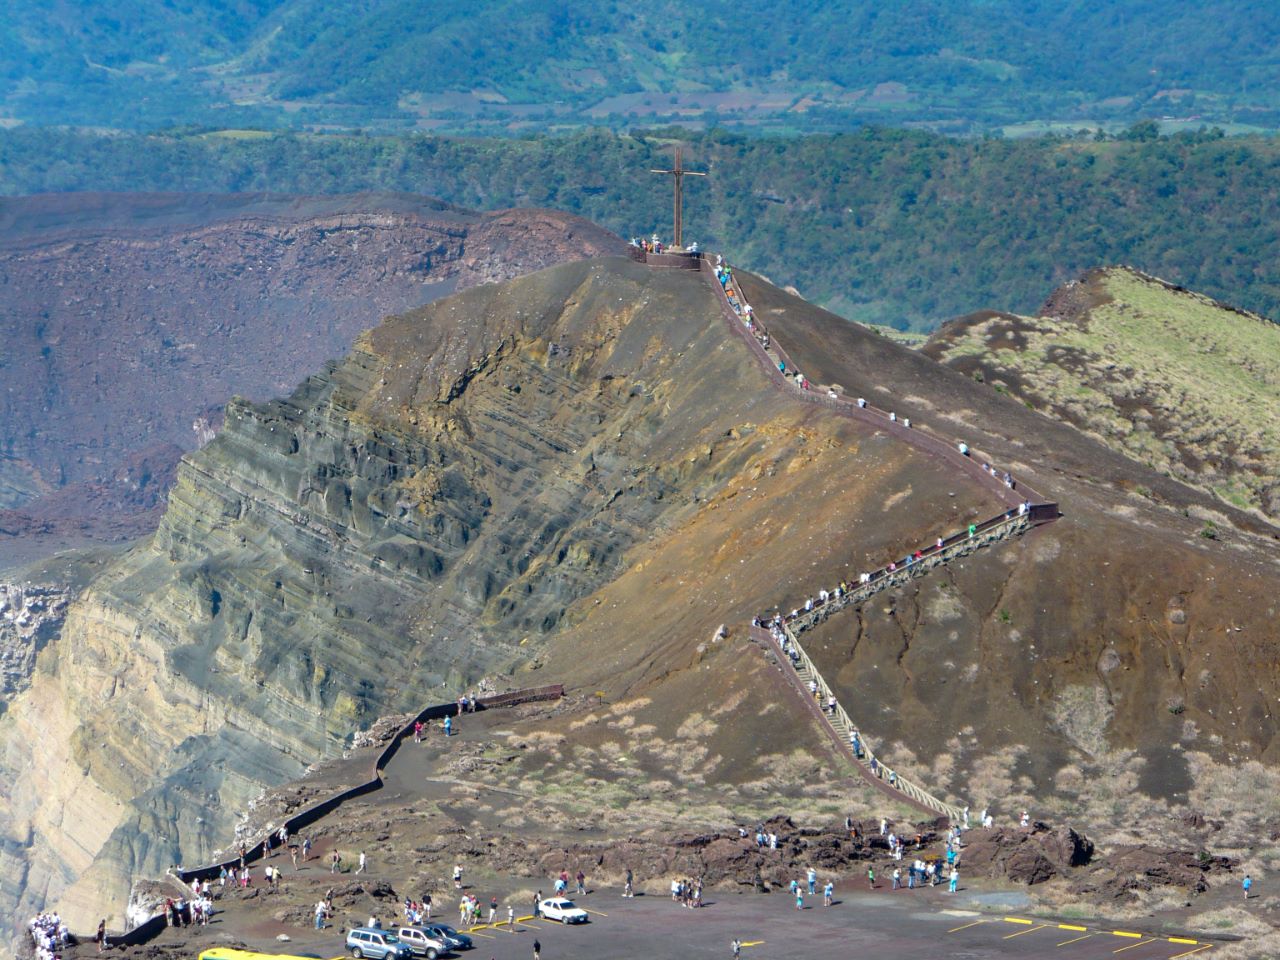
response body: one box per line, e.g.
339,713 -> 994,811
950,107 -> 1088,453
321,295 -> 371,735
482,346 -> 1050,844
538,898 -> 589,924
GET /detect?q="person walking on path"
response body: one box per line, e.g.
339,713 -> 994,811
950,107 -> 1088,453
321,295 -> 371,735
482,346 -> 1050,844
532,939 -> 541,960
508,904 -> 515,930
867,866 -> 875,890
489,897 -> 498,924
576,869 -> 586,895
302,836 -> 312,861
732,939 -> 741,959
623,868 -> 634,897
1244,874 -> 1253,899
454,864 -> 464,889
807,866 -> 817,895
892,867 -> 901,890
331,851 -> 341,874
823,881 -> 834,907
949,868 -> 959,893
795,889 -> 804,910
96,919 -> 106,953
356,851 -> 367,874
444,715 -> 453,737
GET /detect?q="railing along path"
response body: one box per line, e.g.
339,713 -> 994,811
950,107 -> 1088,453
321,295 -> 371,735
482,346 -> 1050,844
633,243 -> 1059,823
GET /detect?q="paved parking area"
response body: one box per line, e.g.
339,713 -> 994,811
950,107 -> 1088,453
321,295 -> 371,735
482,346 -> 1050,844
234,886 -> 1222,960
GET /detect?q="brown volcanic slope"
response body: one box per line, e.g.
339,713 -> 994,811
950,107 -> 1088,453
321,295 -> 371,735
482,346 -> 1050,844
0,191 -> 622,563
4,256 -> 1002,931
715,270 -> 1280,828
7,256 -> 1280,934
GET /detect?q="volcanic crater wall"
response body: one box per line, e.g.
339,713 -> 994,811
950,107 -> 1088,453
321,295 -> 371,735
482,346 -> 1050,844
0,192 -> 623,552
7,256 -> 989,932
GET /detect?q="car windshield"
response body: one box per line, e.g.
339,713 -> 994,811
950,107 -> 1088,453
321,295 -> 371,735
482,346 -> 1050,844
552,900 -> 576,908
433,926 -> 457,936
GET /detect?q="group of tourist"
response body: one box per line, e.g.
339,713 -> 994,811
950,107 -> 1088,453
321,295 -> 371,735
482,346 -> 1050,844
163,893 -> 214,927
29,912 -> 68,960
670,876 -> 704,908
401,893 -> 433,924
552,868 -> 587,896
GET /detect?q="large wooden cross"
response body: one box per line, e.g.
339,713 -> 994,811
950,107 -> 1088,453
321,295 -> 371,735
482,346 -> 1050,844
649,146 -> 706,250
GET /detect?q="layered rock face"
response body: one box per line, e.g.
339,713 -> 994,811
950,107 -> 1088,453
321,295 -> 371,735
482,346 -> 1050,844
0,191 -> 622,553
0,257 -> 1002,932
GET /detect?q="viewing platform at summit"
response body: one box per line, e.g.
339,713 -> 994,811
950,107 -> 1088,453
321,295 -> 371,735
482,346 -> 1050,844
627,241 -> 703,269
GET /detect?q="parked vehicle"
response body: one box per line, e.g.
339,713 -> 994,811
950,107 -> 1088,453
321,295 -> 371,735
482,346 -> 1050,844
536,899 -> 589,924
423,925 -> 472,951
392,927 -> 449,960
345,928 -> 414,960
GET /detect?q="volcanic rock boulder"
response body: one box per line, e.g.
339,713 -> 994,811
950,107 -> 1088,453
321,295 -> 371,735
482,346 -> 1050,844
1073,846 -> 1236,901
960,825 -> 1094,885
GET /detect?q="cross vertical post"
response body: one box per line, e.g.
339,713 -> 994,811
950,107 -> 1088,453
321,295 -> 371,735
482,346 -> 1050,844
650,146 -> 706,250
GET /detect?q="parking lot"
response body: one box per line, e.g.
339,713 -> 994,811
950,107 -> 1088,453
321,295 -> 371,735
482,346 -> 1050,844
219,885 -> 1222,960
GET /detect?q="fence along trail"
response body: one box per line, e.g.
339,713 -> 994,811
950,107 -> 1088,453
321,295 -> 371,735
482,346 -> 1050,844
636,243 -> 1060,822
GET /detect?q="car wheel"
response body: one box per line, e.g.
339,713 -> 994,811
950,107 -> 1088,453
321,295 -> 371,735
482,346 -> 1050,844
426,952 -> 438,960
351,949 -> 363,959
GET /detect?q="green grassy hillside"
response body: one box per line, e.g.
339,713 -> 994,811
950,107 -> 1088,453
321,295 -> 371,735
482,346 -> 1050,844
924,267 -> 1280,519
3,0 -> 1280,131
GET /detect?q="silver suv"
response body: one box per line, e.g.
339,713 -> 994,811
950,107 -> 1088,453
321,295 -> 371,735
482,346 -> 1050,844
393,926 -> 449,959
346,927 -> 414,960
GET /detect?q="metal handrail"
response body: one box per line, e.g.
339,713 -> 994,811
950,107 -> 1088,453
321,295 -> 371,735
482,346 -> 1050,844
777,621 -> 966,822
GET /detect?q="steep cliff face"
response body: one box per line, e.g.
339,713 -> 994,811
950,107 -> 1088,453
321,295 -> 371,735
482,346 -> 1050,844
0,191 -> 622,555
0,257 -> 1004,931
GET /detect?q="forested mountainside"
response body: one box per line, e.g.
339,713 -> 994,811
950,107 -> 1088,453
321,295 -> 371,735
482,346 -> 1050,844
4,126 -> 1280,331
3,0 -> 1278,132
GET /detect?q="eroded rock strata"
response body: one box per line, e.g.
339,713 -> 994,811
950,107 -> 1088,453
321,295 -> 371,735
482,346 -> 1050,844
0,191 -> 622,552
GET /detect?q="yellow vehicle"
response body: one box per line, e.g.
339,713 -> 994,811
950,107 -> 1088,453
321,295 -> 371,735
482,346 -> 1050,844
199,949 -> 342,960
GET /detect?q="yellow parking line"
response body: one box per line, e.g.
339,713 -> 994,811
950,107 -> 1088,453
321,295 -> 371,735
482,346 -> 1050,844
1168,938 -> 1199,945
516,915 -> 536,922
947,919 -> 988,933
1112,931 -> 1143,939
1004,924 -> 1050,939
1114,939 -> 1155,953
1058,924 -> 1088,931
1169,946 -> 1213,960
585,908 -> 609,917
740,941 -> 765,948
1004,917 -> 1035,925
1058,934 -> 1093,946
466,930 -> 496,940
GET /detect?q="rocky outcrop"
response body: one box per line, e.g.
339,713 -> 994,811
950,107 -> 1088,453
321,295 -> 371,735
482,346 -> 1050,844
960,824 -> 1095,885
1072,846 -> 1236,900
0,192 -> 622,554
0,581 -> 72,701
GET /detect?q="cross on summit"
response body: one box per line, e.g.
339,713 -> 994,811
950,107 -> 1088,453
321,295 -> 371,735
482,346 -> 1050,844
650,146 -> 706,250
